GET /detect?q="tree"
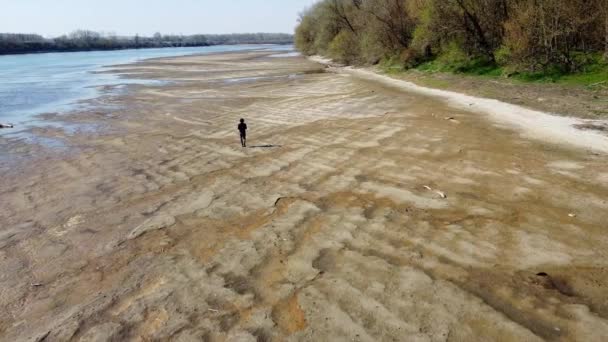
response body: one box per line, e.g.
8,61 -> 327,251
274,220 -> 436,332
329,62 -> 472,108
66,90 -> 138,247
328,0 -> 359,34
294,0 -> 606,72
363,0 -> 416,49
0,31 -> 293,55
503,0 -> 604,71
604,1 -> 608,60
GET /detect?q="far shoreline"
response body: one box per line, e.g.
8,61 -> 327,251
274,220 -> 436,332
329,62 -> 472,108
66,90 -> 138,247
0,42 -> 293,57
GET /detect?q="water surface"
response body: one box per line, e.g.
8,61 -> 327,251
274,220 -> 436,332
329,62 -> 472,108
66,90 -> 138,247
0,45 -> 289,134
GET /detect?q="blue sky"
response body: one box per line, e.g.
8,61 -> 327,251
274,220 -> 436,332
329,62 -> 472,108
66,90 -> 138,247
0,0 -> 318,37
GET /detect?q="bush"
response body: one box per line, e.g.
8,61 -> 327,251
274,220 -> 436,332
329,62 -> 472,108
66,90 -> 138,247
358,20 -> 393,64
410,3 -> 435,57
294,14 -> 317,55
494,46 -> 511,67
380,55 -> 406,73
436,41 -> 470,71
328,30 -> 360,64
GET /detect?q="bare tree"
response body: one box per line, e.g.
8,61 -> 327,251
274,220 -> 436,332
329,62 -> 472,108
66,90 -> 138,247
363,0 -> 414,48
328,0 -> 359,34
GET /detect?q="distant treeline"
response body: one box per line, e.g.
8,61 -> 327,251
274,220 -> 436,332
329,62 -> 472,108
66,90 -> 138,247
0,31 -> 293,55
295,0 -> 608,74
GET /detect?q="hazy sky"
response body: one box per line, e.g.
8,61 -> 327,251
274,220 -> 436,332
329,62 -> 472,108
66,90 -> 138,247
0,0 -> 318,37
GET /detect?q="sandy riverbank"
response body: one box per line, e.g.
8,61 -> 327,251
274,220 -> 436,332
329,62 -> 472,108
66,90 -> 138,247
311,56 -> 608,154
1,51 -> 608,341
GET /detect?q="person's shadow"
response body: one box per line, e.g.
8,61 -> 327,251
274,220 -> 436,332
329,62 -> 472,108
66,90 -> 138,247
248,144 -> 282,148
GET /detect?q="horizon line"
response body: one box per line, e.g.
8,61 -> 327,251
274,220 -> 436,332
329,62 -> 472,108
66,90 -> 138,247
1,30 -> 295,39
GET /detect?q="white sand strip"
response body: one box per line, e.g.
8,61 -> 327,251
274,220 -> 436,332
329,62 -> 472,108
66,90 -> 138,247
310,56 -> 608,154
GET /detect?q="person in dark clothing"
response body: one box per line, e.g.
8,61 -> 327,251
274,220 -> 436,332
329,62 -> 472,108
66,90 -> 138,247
238,118 -> 248,147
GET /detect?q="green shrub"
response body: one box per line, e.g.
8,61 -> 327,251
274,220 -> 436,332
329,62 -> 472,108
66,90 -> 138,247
328,30 -> 360,65
294,14 -> 317,55
379,55 -> 406,73
494,46 -> 511,66
359,27 -> 388,64
436,41 -> 470,71
410,4 -> 436,58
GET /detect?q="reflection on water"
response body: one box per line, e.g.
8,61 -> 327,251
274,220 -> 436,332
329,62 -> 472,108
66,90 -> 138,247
0,45 -> 291,137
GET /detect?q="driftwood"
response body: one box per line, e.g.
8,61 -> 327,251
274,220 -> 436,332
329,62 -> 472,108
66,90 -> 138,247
424,185 -> 447,199
589,80 -> 607,87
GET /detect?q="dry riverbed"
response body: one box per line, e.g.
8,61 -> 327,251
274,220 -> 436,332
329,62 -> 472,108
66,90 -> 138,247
1,51 -> 608,341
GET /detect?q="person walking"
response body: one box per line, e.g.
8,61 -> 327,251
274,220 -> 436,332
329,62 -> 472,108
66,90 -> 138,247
238,118 -> 248,147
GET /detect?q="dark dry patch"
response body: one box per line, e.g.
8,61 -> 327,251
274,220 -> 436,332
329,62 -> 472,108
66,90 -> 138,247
533,272 -> 576,297
454,265 -> 608,340
251,327 -> 272,342
219,312 -> 240,332
574,123 -> 608,133
458,268 -> 563,340
312,248 -> 338,273
530,267 -> 608,318
223,273 -> 256,296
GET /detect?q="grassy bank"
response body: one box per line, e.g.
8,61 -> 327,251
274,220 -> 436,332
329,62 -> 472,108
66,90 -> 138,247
372,55 -> 608,120
380,56 -> 608,90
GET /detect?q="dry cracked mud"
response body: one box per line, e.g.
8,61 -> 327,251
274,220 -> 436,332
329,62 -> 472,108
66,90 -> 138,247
1,51 -> 607,341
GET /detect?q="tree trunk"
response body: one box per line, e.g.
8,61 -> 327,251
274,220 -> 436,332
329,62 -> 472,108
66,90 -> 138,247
605,4 -> 608,60
455,0 -> 494,60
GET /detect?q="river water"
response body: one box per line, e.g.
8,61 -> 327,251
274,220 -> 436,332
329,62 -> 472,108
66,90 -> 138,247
0,45 -> 287,134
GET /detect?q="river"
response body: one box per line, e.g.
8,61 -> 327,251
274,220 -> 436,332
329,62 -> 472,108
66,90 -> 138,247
0,45 -> 288,134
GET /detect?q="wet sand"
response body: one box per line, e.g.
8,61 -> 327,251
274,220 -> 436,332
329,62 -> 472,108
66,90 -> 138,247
1,51 -> 608,341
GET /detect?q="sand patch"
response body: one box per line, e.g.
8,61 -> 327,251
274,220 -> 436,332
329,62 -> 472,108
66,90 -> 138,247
360,182 -> 448,209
